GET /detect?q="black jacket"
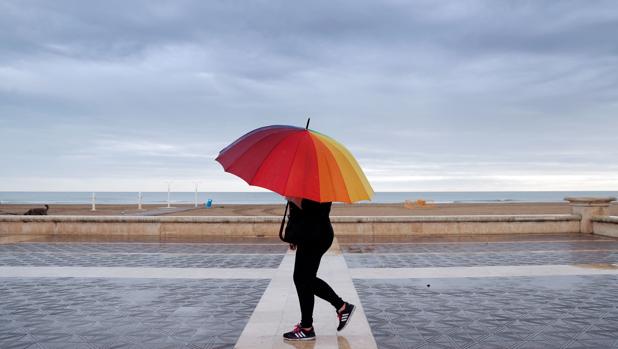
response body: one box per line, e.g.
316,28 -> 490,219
285,199 -> 332,243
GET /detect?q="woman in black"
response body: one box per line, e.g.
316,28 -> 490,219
282,198 -> 356,341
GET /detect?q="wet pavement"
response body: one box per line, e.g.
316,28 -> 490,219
355,275 -> 618,349
0,238 -> 283,349
0,242 -> 287,269
340,234 -> 618,349
0,242 -> 286,268
0,233 -> 617,348
344,250 -> 618,268
341,235 -> 618,268
0,278 -> 269,349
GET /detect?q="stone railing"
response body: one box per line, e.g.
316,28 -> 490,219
565,196 -> 616,234
0,197 -> 615,238
0,215 -> 282,237
331,215 -> 579,235
591,216 -> 618,238
0,213 -> 580,238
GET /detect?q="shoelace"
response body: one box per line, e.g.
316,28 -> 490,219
337,305 -> 346,321
293,324 -> 301,333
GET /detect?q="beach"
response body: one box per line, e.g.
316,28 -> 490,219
2,202 -> 617,216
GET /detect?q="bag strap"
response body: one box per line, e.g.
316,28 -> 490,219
278,201 -> 289,242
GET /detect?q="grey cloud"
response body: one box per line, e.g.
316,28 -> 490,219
1,0 -> 618,191
3,1 -> 618,62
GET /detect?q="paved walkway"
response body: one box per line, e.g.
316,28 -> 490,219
0,233 -> 617,348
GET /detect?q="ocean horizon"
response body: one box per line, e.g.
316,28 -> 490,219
0,191 -> 616,205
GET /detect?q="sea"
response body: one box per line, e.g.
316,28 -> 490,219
1,191 -> 616,205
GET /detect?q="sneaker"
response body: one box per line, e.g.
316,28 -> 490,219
337,302 -> 355,331
283,323 -> 316,341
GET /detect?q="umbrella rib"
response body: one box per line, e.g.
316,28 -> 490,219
280,132 -> 305,198
311,134 -> 341,203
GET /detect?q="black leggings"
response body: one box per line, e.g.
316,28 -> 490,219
293,228 -> 344,328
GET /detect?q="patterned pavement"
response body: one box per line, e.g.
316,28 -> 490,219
0,242 -> 287,254
345,234 -> 618,348
0,239 -> 285,349
342,236 -> 618,268
354,276 -> 618,349
0,243 -> 286,268
0,278 -> 269,349
1,233 -> 618,348
344,251 -> 618,268
342,241 -> 618,254
0,252 -> 284,268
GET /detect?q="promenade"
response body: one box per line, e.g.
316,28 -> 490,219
1,233 -> 617,348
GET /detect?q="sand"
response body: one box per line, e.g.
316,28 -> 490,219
2,202 -> 617,217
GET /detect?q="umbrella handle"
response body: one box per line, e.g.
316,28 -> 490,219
278,201 -> 289,242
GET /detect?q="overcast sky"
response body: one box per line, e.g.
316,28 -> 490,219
1,0 -> 617,192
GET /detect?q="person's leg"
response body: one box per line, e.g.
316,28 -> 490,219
310,226 -> 345,311
293,226 -> 346,328
313,277 -> 344,310
293,244 -> 322,329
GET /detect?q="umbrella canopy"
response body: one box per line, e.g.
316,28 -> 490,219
215,124 -> 373,203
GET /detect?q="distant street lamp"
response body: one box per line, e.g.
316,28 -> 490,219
166,182 -> 172,208
138,192 -> 143,210
194,182 -> 200,208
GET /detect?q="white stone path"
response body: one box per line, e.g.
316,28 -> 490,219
235,246 -> 378,349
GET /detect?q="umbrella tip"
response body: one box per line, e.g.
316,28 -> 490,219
305,117 -> 310,129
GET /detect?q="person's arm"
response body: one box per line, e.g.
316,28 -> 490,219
284,197 -> 303,250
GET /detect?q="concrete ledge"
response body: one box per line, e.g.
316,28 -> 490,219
565,197 -> 617,206
566,197 -> 616,233
333,215 -> 580,235
0,214 -> 581,237
0,214 -> 581,223
592,216 -> 618,223
330,214 -> 579,223
0,215 -> 283,223
592,215 -> 618,238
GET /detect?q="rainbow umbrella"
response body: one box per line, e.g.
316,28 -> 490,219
215,121 -> 373,203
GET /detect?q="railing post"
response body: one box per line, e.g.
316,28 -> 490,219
565,196 -> 616,234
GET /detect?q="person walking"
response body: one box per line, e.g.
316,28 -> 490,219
282,197 -> 356,341
215,123 -> 373,340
